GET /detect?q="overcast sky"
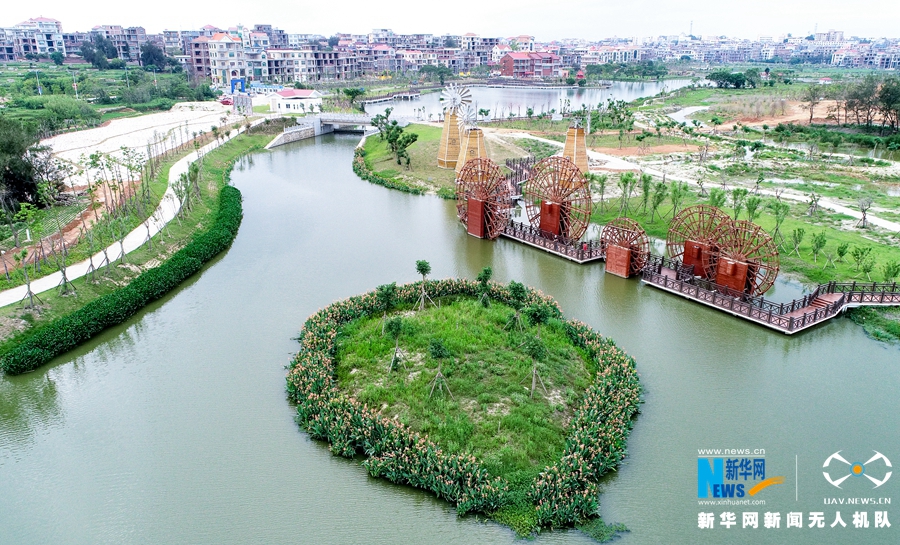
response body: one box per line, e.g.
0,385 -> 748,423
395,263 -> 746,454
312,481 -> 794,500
7,0 -> 899,41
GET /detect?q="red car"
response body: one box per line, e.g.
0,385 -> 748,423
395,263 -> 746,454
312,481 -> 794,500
219,97 -> 233,105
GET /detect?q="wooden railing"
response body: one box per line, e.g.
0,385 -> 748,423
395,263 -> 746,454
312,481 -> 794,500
502,222 -> 604,262
641,263 -> 900,333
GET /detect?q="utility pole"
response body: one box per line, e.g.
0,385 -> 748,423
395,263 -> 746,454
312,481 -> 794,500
35,70 -> 42,96
71,70 -> 79,99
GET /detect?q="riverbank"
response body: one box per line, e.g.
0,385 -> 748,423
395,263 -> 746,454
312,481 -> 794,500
0,133 -> 272,373
287,278 -> 641,540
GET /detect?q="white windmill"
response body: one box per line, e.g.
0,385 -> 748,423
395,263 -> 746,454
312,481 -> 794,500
437,84 -> 474,169
455,103 -> 486,173
440,84 -> 472,116
456,103 -> 477,133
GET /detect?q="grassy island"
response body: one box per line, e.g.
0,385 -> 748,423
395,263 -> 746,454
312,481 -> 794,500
287,276 -> 641,540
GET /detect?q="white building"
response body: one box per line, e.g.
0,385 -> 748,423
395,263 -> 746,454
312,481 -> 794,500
269,89 -> 323,113
207,32 -> 246,86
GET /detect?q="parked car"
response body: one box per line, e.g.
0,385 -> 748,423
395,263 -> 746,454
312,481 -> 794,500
219,97 -> 233,105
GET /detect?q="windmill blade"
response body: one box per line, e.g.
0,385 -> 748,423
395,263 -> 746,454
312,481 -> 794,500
457,104 -> 476,131
441,84 -> 473,114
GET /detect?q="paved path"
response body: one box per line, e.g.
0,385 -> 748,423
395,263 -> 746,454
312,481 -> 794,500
0,121 -> 261,309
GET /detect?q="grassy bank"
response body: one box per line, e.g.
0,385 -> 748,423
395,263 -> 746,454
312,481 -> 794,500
0,133 -> 271,371
361,124 -> 456,196
359,123 -> 530,197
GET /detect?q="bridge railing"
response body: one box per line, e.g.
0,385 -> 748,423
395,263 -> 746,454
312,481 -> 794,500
317,113 -> 373,123
641,264 -> 900,332
502,222 -> 604,262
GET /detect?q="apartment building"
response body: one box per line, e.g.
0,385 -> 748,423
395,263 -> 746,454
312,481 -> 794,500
5,17 -> 66,58
207,33 -> 246,85
91,25 -> 149,61
499,51 -> 560,78
0,29 -> 15,61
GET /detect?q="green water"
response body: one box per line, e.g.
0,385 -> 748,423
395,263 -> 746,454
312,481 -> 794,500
1,134 -> 897,544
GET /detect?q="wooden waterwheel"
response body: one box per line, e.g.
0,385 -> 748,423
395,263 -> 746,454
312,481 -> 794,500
455,158 -> 511,239
523,156 -> 591,240
703,220 -> 780,296
666,205 -> 732,278
600,217 -> 651,278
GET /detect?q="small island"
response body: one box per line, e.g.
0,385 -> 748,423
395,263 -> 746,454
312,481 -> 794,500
286,267 -> 642,540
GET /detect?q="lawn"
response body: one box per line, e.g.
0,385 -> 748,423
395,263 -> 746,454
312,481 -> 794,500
335,297 -> 593,478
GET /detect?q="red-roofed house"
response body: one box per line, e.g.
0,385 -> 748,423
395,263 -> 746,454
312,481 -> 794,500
269,89 -> 323,113
499,51 -> 560,79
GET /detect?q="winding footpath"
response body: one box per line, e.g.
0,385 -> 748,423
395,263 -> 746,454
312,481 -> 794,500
0,118 -> 264,309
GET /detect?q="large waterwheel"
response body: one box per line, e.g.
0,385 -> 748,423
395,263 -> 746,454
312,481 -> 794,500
523,156 -> 591,241
455,158 -> 511,239
703,220 -> 780,296
600,217 -> 651,278
666,205 -> 732,278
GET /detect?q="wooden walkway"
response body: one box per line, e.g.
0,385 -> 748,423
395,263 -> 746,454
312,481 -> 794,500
500,222 -> 605,264
641,255 -> 900,334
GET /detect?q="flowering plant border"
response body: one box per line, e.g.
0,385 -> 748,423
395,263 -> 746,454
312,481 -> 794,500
286,278 -> 642,529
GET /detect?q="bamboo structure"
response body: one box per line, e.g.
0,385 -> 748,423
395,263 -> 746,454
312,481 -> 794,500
437,112 -> 461,169
562,126 -> 589,174
455,128 -> 487,173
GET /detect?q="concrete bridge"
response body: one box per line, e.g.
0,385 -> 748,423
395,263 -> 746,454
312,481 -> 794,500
267,113 -> 409,148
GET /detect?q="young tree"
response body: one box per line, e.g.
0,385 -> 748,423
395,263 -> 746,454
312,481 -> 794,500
524,336 -> 548,399
708,187 -> 727,208
385,317 -> 406,372
588,173 -> 608,212
640,172 -> 652,214
882,260 -> 900,283
730,188 -> 749,220
669,181 -> 689,218
789,227 -> 805,257
807,192 -> 821,217
856,197 -> 873,229
861,256 -> 876,281
649,181 -> 668,222
836,242 -> 850,263
14,249 -> 41,310
376,282 -> 398,333
524,303 -> 552,340
617,171 -> 637,216
415,259 -> 435,311
505,280 -> 527,331
801,84 -> 822,124
850,245 -> 872,272
810,231 -> 827,263
745,195 -> 763,222
427,340 -> 453,399
476,266 -> 493,307
769,200 -> 791,246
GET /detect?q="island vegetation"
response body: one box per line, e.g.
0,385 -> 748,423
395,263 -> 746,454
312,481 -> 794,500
287,269 -> 642,540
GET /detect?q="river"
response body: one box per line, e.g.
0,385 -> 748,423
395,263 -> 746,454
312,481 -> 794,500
366,79 -> 695,121
1,129 -> 898,544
